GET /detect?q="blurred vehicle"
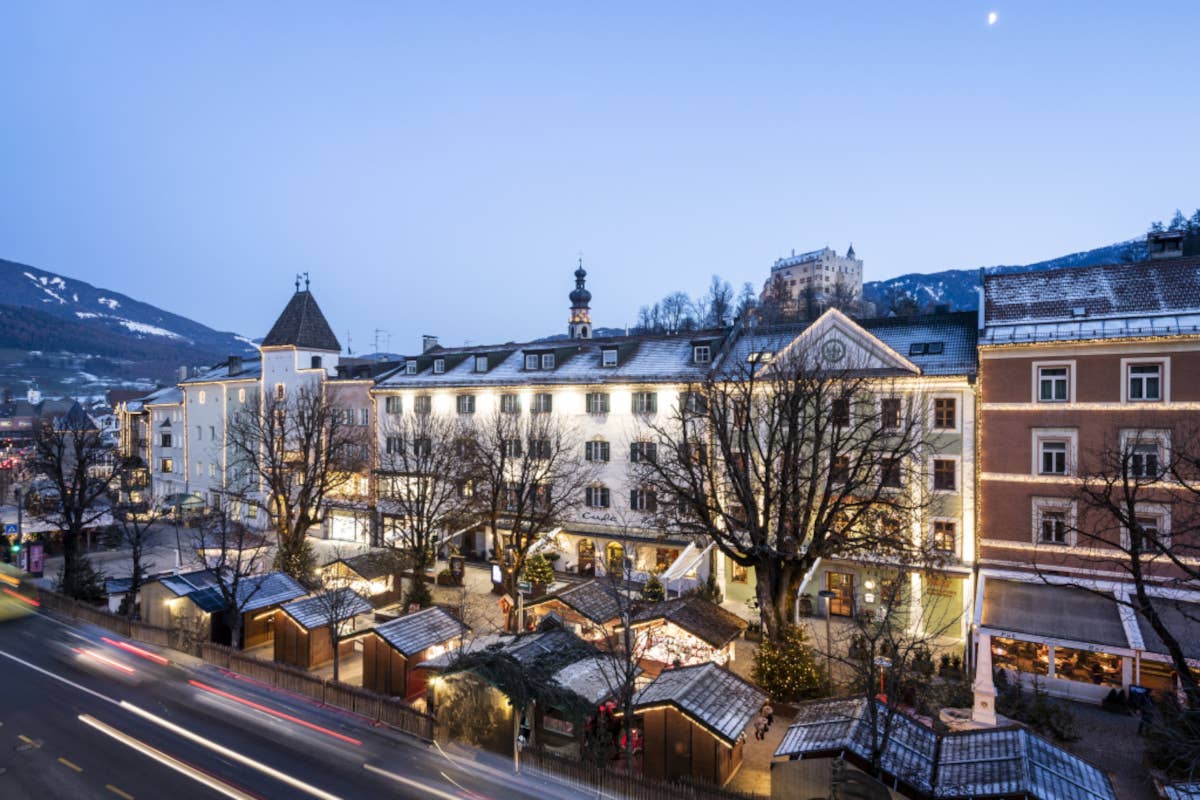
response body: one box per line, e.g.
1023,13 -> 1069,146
0,563 -> 39,620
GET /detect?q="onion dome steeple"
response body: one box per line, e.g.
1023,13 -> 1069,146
568,258 -> 592,339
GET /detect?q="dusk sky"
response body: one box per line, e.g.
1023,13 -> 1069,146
2,2 -> 1197,351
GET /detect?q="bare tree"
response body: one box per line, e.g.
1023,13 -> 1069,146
735,281 -> 759,323
757,273 -> 800,324
28,405 -> 126,599
466,407 -> 596,598
1038,423 -> 1200,703
699,275 -> 735,328
192,503 -> 269,648
225,384 -> 368,579
306,577 -> 369,684
659,290 -> 697,333
112,503 -> 166,618
634,344 -> 934,641
377,410 -> 473,608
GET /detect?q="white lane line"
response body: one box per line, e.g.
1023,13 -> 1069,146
79,714 -> 255,800
363,762 -> 464,800
119,701 -> 343,800
0,647 -> 118,705
0,646 -> 343,800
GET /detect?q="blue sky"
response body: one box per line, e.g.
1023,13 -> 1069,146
2,2 -> 1197,350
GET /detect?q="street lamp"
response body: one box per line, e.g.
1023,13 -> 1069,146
818,588 -> 837,695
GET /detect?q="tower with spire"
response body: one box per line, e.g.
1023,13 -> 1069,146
568,259 -> 592,339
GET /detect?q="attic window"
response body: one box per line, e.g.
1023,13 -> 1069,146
909,343 -> 927,356
1071,307 -> 1088,318
433,358 -> 445,374
475,356 -> 488,372
926,342 -> 944,355
525,354 -> 539,370
601,349 -> 618,367
693,345 -> 711,365
541,353 -> 555,369
406,361 -> 417,375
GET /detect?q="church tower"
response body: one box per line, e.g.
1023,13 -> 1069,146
568,259 -> 592,339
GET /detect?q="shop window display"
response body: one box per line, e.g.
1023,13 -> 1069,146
1053,647 -> 1121,687
991,636 -> 1049,676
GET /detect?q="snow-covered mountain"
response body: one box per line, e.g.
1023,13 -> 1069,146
0,258 -> 255,395
862,238 -> 1146,313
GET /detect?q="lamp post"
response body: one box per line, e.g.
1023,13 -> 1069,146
818,588 -> 837,695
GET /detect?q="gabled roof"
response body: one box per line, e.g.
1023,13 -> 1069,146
982,257 -> 1200,344
418,628 -> 590,671
261,290 -> 341,352
776,698 -> 1117,800
180,358 -> 262,384
630,596 -> 747,648
187,572 -> 307,614
334,552 -> 396,581
552,655 -> 638,705
539,580 -> 630,626
157,569 -> 221,597
280,587 -> 372,630
631,663 -> 765,745
373,606 -> 467,657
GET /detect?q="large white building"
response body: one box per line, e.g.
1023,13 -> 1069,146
765,245 -> 866,315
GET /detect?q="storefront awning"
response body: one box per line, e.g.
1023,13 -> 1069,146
981,579 -> 1128,650
1136,598 -> 1200,661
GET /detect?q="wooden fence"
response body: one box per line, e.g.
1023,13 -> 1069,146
37,589 -> 437,742
522,750 -> 768,800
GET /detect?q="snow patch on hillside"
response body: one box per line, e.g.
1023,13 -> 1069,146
98,297 -> 120,310
119,319 -> 183,339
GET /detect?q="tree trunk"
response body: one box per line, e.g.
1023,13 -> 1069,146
755,562 -> 783,640
331,634 -> 340,683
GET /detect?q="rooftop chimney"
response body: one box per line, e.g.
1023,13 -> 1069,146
228,355 -> 243,376
1148,230 -> 1184,260
422,335 -> 439,353
178,365 -> 188,382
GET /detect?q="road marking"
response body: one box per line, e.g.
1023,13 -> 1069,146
188,680 -> 362,746
106,785 -> 135,800
18,734 -> 41,748
57,756 -> 83,772
79,714 -> 255,800
0,647 -> 119,706
118,701 -> 344,800
363,762 -> 464,800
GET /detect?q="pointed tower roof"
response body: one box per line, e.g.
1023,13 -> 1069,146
846,243 -> 856,259
262,289 -> 341,351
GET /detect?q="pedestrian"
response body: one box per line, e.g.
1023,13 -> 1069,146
762,703 -> 774,727
753,715 -> 767,740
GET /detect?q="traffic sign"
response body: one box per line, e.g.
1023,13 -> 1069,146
3,524 -> 16,535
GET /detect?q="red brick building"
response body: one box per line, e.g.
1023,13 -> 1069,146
975,243 -> 1200,701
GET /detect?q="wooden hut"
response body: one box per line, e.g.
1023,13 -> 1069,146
188,572 -> 307,648
362,606 -> 467,699
630,662 -> 765,786
630,596 -> 747,674
318,552 -> 401,605
524,579 -> 630,640
273,588 -> 373,670
139,569 -> 221,633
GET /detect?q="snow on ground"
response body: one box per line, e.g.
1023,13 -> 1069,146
98,296 -> 120,310
75,311 -> 101,319
119,319 -> 183,339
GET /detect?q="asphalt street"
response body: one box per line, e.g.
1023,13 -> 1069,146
0,610 -> 587,800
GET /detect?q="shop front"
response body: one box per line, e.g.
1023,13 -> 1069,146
978,575 -> 1135,703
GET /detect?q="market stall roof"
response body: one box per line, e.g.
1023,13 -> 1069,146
419,628 -> 591,671
630,596 -> 748,648
374,606 -> 467,657
775,698 -> 1117,800
981,579 -> 1128,649
187,572 -> 307,615
536,580 -> 630,626
552,656 -> 639,705
631,663 -> 765,746
1163,783 -> 1200,800
158,569 -> 221,597
330,552 -> 395,581
1135,597 -> 1200,660
280,588 -> 372,630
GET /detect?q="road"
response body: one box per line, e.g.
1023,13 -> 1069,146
0,610 -> 587,800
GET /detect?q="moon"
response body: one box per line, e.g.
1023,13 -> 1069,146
987,11 -> 998,25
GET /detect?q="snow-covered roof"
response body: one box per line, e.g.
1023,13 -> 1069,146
280,588 -> 372,630
180,358 -> 263,384
631,662 -> 765,745
983,257 -> 1200,345
775,698 -> 1116,800
373,606 -> 466,657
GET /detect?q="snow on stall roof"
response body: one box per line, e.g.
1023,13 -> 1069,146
280,588 -> 372,630
374,606 -> 466,657
632,662 -> 765,745
775,698 -> 1117,800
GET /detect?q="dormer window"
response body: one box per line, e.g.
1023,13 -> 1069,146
406,361 -> 417,375
541,353 -> 555,369
747,350 -> 773,364
601,349 -> 618,367
475,355 -> 488,372
433,358 -> 445,374
525,354 -> 539,370
693,345 -> 711,365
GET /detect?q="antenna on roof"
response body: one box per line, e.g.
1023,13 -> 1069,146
304,272 -> 310,291
346,330 -> 352,356
294,273 -> 301,292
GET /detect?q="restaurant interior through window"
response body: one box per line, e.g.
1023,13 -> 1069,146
991,636 -> 1122,688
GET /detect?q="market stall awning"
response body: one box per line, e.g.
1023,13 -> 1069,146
1135,598 -> 1200,661
980,578 -> 1128,649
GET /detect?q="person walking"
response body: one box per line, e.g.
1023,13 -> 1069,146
762,703 -> 774,728
753,715 -> 767,741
